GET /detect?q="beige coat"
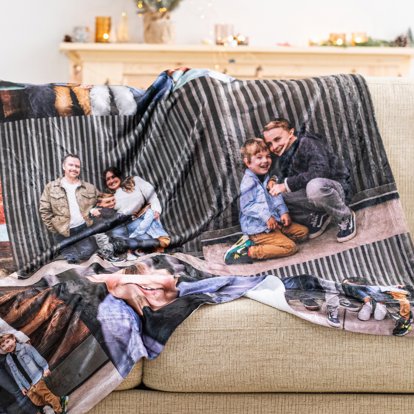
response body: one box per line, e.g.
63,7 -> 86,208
39,177 -> 98,237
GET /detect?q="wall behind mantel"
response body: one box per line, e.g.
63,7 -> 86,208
0,0 -> 413,83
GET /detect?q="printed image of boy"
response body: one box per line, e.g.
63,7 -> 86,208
224,138 -> 309,264
0,334 -> 69,414
262,118 -> 356,243
0,321 -> 37,414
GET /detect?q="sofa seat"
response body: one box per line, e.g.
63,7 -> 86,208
141,298 -> 412,393
90,390 -> 414,414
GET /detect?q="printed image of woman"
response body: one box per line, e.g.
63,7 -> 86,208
101,167 -> 170,256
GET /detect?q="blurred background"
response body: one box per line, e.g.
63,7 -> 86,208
0,0 -> 413,83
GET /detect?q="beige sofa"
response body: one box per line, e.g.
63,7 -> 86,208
89,77 -> 414,414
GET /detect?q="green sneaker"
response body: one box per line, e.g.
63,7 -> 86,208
60,396 -> 69,414
224,236 -> 254,265
392,317 -> 412,337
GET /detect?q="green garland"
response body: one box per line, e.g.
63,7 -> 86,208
320,37 -> 393,47
320,29 -> 413,48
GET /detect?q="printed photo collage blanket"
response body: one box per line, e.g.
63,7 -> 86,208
0,68 -> 413,413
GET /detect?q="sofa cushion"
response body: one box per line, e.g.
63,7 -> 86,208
115,361 -> 142,391
366,77 -> 414,233
143,298 -> 414,393
90,390 -> 414,414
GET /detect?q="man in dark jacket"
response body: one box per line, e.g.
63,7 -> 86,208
262,118 -> 356,242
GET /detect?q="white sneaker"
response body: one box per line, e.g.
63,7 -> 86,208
358,301 -> 373,321
374,302 -> 387,321
126,252 -> 138,261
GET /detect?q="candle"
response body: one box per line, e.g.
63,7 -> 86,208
329,33 -> 347,46
215,24 -> 234,45
95,16 -> 111,43
351,32 -> 368,46
235,34 -> 249,46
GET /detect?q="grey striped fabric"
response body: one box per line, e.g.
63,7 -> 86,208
257,234 -> 414,286
145,74 -> 395,251
0,115 -> 141,274
0,74 -> 398,276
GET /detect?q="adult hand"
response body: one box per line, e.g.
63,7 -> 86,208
43,369 -> 51,377
133,204 -> 150,218
280,213 -> 291,227
267,216 -> 279,231
22,388 -> 28,396
269,183 -> 286,196
90,207 -> 101,217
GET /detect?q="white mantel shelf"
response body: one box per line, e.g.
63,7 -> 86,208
59,42 -> 414,88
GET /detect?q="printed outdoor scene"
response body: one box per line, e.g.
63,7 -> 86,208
0,275 -> 102,414
0,151 -> 172,278
37,157 -> 171,267
204,120 -> 414,338
1,71 -> 414,413
0,249 -> 264,413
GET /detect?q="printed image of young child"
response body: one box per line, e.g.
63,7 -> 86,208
0,333 -> 69,414
224,138 -> 309,264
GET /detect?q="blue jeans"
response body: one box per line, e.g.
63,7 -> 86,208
342,284 -> 389,303
283,274 -> 340,308
107,223 -> 129,239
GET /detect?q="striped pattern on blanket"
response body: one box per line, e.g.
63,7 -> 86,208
0,73 -> 401,277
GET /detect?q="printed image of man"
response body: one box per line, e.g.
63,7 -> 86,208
39,154 -> 98,263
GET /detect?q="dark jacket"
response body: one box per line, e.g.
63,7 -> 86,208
269,131 -> 352,200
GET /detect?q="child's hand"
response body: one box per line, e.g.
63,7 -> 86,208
22,388 -> 28,396
280,213 -> 291,227
267,216 -> 279,230
43,369 -> 51,377
267,180 -> 276,191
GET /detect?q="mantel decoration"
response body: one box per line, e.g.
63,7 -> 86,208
95,16 -> 112,43
135,0 -> 182,44
309,28 -> 413,48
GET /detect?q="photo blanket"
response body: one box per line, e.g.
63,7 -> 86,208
0,69 -> 414,413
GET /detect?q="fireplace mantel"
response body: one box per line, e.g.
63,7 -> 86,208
60,43 -> 414,88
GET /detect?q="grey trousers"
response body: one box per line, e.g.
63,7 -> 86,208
283,178 -> 351,225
